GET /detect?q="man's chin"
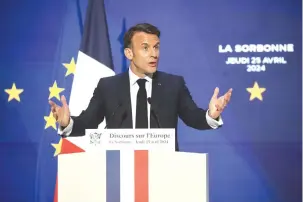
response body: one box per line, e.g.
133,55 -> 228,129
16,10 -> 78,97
147,65 -> 157,73
143,67 -> 157,78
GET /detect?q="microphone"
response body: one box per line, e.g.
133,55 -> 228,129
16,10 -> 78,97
104,102 -> 123,129
147,97 -> 162,128
118,110 -> 128,127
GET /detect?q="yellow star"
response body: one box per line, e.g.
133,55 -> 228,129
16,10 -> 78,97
4,83 -> 24,102
51,138 -> 62,156
62,57 -> 76,77
49,81 -> 64,100
246,81 -> 266,101
44,111 -> 57,130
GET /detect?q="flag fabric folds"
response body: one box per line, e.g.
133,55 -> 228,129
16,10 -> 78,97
68,0 -> 115,122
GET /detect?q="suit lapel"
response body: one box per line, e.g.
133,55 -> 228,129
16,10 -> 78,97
118,71 -> 133,128
150,72 -> 164,128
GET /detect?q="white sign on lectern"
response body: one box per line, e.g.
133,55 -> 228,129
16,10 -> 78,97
57,129 -> 209,202
87,128 -> 176,150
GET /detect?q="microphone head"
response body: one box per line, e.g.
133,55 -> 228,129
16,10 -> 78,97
122,110 -> 127,119
147,97 -> 151,104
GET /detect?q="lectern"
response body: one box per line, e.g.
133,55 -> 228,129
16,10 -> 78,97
57,129 -> 209,202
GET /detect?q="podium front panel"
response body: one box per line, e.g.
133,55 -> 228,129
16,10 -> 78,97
148,151 -> 208,202
58,151 -> 107,202
57,150 -> 208,202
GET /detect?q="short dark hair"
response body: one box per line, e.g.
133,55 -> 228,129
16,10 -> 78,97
123,23 -> 160,49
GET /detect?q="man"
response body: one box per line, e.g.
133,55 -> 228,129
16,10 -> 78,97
49,23 -> 232,151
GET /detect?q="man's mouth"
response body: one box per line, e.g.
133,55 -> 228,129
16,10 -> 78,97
149,62 -> 157,67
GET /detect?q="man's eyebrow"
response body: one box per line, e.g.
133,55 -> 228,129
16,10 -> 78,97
141,42 -> 160,45
140,42 -> 160,47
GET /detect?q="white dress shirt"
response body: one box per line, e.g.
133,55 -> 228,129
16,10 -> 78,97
128,68 -> 153,128
58,68 -> 223,136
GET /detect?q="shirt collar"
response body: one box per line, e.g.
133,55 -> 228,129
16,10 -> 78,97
129,67 -> 152,86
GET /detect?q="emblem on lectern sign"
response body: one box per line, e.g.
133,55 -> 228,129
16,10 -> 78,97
89,132 -> 102,146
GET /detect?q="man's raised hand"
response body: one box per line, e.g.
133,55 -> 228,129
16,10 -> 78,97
49,95 -> 70,127
208,87 -> 232,119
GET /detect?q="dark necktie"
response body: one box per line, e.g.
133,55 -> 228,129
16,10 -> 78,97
136,79 -> 148,128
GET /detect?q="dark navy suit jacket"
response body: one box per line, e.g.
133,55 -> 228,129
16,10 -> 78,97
68,70 -> 214,151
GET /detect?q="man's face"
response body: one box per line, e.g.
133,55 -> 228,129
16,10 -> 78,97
125,32 -> 160,75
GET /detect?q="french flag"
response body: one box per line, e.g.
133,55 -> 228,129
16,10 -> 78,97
68,0 -> 115,125
53,0 -> 115,201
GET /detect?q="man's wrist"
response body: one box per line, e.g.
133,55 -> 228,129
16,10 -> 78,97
208,109 -> 220,121
60,117 -> 71,129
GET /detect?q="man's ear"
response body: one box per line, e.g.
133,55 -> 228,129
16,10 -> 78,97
124,48 -> 133,60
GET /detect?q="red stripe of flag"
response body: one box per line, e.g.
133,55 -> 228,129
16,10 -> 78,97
53,176 -> 58,202
134,150 -> 149,202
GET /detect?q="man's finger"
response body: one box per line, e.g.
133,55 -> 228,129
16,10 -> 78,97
52,112 -> 58,120
226,89 -> 233,100
217,96 -> 225,106
49,100 -> 57,108
222,97 -> 228,106
61,95 -> 68,107
49,100 -> 58,113
224,90 -> 232,102
51,107 -> 56,114
212,87 -> 219,99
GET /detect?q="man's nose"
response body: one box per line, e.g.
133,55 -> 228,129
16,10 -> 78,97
151,49 -> 158,58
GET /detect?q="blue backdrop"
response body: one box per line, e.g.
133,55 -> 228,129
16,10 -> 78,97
0,0 -> 301,202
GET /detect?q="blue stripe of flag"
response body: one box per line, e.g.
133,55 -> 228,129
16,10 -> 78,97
106,151 -> 120,202
80,0 -> 114,70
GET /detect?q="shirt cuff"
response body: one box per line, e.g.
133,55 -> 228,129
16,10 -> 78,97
57,117 -> 74,137
206,109 -> 223,129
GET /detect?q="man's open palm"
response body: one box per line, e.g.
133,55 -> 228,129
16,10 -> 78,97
208,87 -> 232,119
49,95 -> 70,127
